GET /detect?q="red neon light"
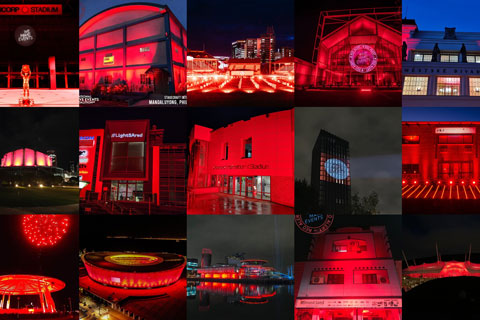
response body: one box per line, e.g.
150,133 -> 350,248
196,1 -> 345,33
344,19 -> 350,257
22,215 -> 70,247
0,5 -> 62,15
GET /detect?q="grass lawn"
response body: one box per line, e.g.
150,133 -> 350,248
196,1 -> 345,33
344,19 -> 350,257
0,186 -> 78,207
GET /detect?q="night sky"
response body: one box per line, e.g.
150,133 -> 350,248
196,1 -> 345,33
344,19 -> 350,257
80,108 -> 188,144
80,0 -> 186,28
295,0 -> 401,62
403,215 -> 480,261
403,0 -> 480,32
187,216 -> 294,274
80,215 -> 186,255
295,215 -> 402,262
187,107 -> 291,131
0,109 -> 78,170
295,108 -> 402,214
0,214 -> 79,310
403,107 -> 480,122
188,0 -> 294,56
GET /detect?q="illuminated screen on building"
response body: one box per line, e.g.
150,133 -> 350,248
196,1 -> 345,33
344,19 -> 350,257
312,130 -> 351,214
101,120 -> 149,180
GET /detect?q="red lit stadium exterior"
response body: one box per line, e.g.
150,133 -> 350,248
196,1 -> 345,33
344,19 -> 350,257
82,252 -> 186,289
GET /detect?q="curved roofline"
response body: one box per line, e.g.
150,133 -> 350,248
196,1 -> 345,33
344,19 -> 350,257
80,2 -> 167,28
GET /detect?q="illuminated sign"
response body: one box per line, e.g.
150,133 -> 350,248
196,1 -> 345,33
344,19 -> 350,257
15,25 -> 36,47
140,47 -> 150,53
325,159 -> 349,180
213,164 -> 269,170
103,54 -> 114,65
435,127 -> 476,134
296,298 -> 402,309
295,212 -> 334,235
111,133 -> 144,139
349,45 -> 377,73
0,5 -> 62,15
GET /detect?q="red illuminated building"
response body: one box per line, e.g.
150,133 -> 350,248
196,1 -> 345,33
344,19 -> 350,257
82,252 -> 185,289
187,110 -> 294,213
0,275 -> 65,314
80,120 -> 186,214
296,8 -> 401,91
196,282 -> 276,305
197,260 -> 275,280
402,122 -> 480,206
295,227 -> 402,320
79,3 -> 187,99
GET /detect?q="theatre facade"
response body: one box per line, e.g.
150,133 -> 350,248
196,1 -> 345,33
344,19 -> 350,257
80,120 -> 186,212
187,110 -> 294,208
402,20 -> 480,106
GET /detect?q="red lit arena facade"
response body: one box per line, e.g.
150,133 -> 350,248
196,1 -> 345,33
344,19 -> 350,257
79,3 -> 187,98
82,252 -> 186,289
295,227 -> 402,320
1,149 -> 52,167
79,120 -> 186,213
402,122 -> 480,201
187,110 -> 294,212
296,8 -> 401,91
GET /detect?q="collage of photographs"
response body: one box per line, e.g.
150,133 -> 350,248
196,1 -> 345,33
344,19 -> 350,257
0,0 -> 479,319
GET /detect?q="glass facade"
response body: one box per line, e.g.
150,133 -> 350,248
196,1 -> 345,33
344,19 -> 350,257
403,76 -> 428,95
110,180 -> 144,201
219,175 -> 271,201
110,141 -> 145,173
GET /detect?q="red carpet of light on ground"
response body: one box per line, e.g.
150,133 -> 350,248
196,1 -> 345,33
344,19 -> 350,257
402,183 -> 480,200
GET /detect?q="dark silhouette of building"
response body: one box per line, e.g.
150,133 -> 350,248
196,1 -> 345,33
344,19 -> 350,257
201,248 -> 212,268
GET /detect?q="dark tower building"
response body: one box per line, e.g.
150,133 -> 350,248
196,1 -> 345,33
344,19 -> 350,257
201,248 -> 212,268
311,130 -> 351,215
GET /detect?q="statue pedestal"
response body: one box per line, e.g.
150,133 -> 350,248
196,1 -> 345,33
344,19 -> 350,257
18,96 -> 34,106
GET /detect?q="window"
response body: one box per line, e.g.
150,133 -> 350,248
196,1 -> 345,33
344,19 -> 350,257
466,55 -> 480,63
362,274 -> 378,284
403,77 -> 428,95
414,53 -> 432,62
310,271 -> 344,285
332,239 -> 367,253
223,143 -> 229,160
402,135 -> 420,144
354,270 -> 390,284
469,78 -> 480,96
244,138 -> 252,158
437,77 -> 460,96
403,164 -> 420,174
440,54 -> 459,63
110,141 -> 145,173
438,134 -> 473,144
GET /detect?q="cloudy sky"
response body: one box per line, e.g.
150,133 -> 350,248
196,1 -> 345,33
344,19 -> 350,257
295,107 -> 402,214
188,216 -> 294,273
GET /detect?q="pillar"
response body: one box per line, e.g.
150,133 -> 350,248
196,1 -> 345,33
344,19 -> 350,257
48,56 -> 57,90
0,294 -> 4,308
40,292 -> 46,313
44,290 -> 56,313
6,295 -> 10,309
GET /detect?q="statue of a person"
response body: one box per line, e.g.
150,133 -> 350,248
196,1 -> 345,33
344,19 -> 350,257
402,41 -> 408,61
432,43 -> 440,62
460,43 -> 467,63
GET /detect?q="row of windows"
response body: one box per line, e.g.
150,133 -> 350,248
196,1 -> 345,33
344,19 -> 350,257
414,53 -> 480,63
402,134 -> 474,144
310,270 -> 390,285
223,138 -> 252,160
403,76 -> 480,96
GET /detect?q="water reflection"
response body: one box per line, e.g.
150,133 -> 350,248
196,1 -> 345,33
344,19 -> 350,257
187,282 -> 293,319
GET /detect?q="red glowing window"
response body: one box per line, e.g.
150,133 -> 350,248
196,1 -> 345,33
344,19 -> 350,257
223,143 -> 229,160
333,239 -> 367,253
354,269 -> 389,284
402,135 -> 420,144
438,134 -> 473,144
